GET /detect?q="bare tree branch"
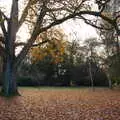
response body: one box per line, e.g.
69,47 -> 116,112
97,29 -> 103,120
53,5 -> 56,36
40,11 -> 115,32
15,2 -> 47,66
32,40 -> 48,47
15,40 -> 48,47
0,11 -> 8,37
18,0 -> 38,30
79,15 -> 113,30
0,9 -> 9,21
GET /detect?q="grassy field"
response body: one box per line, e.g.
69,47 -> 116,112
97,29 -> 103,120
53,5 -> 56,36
0,87 -> 119,120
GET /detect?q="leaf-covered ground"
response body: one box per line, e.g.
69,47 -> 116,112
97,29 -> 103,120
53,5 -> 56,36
0,87 -> 120,120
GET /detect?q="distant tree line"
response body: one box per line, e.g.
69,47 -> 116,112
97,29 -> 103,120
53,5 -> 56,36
12,29 -> 109,87
0,27 -> 119,88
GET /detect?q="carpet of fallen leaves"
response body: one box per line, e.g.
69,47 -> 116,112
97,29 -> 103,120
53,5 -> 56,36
0,87 -> 120,120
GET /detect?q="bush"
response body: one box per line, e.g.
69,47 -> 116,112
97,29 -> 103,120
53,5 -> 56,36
112,77 -> 120,86
17,76 -> 39,86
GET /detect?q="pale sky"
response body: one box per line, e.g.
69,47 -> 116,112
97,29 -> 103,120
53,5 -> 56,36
61,19 -> 99,43
0,0 -> 99,44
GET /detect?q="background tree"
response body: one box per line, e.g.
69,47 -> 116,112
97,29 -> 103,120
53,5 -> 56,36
30,28 -> 66,64
17,30 -> 108,87
30,28 -> 66,85
97,0 -> 120,88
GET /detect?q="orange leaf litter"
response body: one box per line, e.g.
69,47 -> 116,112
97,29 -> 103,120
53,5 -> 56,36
0,88 -> 119,120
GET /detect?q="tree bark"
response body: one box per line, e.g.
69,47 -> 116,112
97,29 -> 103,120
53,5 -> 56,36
107,72 -> 112,89
0,0 -> 19,96
89,62 -> 94,91
1,56 -> 19,96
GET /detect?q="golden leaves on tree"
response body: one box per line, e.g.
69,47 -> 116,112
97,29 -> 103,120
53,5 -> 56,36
30,28 -> 66,64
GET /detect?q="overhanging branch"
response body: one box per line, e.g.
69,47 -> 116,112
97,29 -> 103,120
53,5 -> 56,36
16,10 -> 119,67
79,15 -> 113,30
15,40 -> 48,47
40,10 -> 115,32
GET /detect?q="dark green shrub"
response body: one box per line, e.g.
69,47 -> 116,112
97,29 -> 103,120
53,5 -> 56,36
17,76 -> 39,86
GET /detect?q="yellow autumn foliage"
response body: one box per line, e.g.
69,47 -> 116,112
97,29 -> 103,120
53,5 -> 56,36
30,28 -> 67,64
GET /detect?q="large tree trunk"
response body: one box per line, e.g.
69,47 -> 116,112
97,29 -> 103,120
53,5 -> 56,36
1,56 -> 19,96
0,0 -> 19,96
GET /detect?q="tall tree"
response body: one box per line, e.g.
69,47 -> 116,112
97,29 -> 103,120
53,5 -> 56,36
98,0 -> 120,88
0,0 -> 119,96
83,38 -> 100,90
